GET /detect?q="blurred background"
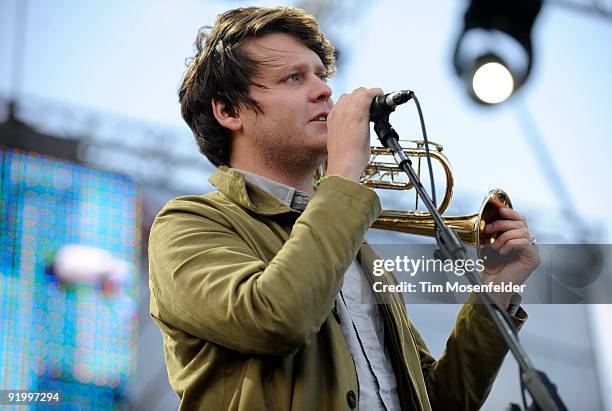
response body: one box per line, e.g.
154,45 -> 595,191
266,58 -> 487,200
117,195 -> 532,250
0,0 -> 610,409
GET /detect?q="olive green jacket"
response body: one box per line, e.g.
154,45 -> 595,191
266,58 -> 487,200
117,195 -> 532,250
148,166 -> 526,411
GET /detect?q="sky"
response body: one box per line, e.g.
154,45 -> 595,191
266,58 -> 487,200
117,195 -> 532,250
1,0 -> 610,235
1,0 -> 611,408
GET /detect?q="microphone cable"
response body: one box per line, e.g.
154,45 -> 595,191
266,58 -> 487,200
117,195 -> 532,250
410,93 -> 437,208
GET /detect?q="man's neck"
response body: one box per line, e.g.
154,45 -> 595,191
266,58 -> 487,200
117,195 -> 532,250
229,160 -> 317,196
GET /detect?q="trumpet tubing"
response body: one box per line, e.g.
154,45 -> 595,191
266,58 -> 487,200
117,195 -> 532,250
360,140 -> 513,251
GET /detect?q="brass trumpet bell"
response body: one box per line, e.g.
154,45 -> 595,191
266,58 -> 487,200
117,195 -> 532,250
371,189 -> 512,248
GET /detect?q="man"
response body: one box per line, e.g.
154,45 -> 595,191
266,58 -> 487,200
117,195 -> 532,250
148,6 -> 540,410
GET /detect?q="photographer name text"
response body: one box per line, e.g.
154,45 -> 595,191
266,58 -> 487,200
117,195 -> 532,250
373,281 -> 526,294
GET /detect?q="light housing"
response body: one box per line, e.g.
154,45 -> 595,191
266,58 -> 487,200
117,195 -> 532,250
453,0 -> 542,105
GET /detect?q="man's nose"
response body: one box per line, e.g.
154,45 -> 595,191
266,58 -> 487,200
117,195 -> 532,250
308,76 -> 332,103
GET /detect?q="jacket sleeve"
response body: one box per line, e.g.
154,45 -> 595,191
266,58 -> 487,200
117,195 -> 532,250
411,295 -> 528,411
148,176 -> 381,356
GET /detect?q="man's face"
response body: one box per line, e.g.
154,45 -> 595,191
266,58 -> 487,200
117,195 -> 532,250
237,32 -> 333,170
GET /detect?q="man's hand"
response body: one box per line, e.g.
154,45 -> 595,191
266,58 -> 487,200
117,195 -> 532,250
481,207 -> 540,309
325,87 -> 383,182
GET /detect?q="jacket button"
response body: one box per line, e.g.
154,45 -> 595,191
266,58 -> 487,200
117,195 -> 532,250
346,390 -> 356,409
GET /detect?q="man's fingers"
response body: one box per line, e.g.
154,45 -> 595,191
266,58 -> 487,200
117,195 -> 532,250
485,220 -> 524,234
366,87 -> 384,97
351,87 -> 384,105
498,207 -> 528,225
492,228 -> 532,250
331,87 -> 384,121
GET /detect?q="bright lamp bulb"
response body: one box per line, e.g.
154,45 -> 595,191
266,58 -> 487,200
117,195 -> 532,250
471,62 -> 514,104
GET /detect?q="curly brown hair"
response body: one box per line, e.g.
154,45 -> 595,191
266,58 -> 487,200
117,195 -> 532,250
178,6 -> 336,167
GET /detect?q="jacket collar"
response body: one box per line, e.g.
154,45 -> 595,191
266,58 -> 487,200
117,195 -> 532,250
208,166 -> 294,216
209,168 -> 373,251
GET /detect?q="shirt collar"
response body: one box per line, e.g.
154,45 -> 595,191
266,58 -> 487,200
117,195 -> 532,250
208,166 -> 311,215
235,168 -> 311,212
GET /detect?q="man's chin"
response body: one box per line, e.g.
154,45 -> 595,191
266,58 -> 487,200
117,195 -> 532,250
303,140 -> 327,162
309,142 -> 328,157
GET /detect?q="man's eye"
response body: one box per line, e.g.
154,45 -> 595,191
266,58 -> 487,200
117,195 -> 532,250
318,74 -> 328,82
285,73 -> 299,82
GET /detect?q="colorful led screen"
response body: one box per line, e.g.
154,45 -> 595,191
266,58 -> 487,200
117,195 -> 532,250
0,148 -> 141,409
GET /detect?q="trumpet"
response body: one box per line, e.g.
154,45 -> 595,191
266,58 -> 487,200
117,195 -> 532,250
360,140 -> 512,253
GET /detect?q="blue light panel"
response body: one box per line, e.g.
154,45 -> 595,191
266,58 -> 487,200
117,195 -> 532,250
0,149 -> 140,409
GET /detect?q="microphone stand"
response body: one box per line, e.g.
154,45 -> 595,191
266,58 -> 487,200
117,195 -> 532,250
372,115 -> 568,411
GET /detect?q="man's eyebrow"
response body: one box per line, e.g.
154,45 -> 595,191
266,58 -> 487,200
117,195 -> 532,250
283,62 -> 327,73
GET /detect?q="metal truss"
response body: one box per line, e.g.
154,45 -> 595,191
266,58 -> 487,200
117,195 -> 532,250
0,95 -> 216,195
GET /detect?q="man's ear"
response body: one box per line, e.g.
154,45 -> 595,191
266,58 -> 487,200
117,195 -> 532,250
211,99 -> 242,132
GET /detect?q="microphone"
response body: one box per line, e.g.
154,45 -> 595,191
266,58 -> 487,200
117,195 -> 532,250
370,90 -> 414,121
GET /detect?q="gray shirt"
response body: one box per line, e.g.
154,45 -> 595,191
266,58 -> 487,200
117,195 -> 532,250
237,169 -> 401,411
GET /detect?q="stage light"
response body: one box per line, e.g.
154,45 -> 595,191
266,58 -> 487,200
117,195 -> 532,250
471,55 -> 514,104
453,0 -> 542,105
